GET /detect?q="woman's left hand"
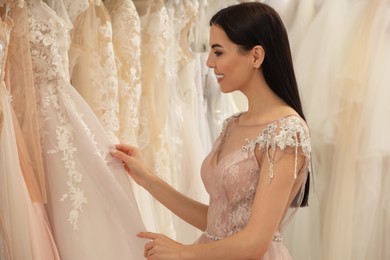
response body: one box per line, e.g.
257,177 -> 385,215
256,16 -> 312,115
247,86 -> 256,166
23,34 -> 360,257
138,232 -> 186,260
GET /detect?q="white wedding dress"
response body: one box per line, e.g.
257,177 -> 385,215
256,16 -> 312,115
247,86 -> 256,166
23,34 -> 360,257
104,0 -> 142,146
27,0 -> 145,259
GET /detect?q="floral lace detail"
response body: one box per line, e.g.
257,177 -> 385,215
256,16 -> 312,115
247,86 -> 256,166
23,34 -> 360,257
63,0 -> 89,22
243,116 -> 311,182
154,122 -> 171,181
27,1 -> 93,230
137,1 -> 170,163
104,0 -> 142,145
69,3 -> 120,143
141,5 -> 169,57
135,1 -> 175,236
202,114 -> 311,240
90,19 -> 119,143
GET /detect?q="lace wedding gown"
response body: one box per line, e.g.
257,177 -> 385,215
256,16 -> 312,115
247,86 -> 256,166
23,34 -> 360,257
163,0 -> 209,244
68,0 -> 120,143
104,0 -> 142,146
27,0 -> 145,259
105,0 -> 161,241
6,0 -> 45,201
0,14 -> 34,260
196,113 -> 311,260
62,0 -> 89,23
0,7 -> 61,259
134,0 -> 175,237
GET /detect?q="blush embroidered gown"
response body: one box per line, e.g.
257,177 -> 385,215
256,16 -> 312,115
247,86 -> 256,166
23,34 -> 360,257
26,0 -> 145,259
196,113 -> 311,260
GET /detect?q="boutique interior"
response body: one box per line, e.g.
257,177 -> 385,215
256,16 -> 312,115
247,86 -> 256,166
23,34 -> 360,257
0,0 -> 388,259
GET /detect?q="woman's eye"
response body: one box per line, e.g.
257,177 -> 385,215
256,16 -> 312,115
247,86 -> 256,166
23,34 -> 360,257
214,51 -> 222,56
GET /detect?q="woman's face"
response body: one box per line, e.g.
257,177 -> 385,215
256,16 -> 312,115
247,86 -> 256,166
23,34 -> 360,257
206,25 -> 255,93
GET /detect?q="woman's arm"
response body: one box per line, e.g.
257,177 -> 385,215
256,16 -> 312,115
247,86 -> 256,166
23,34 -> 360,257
111,144 -> 208,231
189,150 -> 300,259
138,149 -> 304,259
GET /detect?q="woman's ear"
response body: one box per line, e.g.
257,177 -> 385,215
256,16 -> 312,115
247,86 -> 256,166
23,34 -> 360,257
252,45 -> 265,69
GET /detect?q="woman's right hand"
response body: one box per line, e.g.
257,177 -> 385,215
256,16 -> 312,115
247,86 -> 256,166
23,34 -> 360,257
111,144 -> 153,188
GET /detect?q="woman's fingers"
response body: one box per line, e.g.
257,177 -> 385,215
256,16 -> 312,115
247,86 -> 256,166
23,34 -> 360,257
114,144 -> 136,154
144,240 -> 155,257
138,232 -> 159,258
110,149 -> 129,162
137,232 -> 159,240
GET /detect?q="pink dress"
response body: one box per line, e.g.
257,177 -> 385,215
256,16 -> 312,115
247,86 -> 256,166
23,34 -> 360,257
196,113 -> 311,259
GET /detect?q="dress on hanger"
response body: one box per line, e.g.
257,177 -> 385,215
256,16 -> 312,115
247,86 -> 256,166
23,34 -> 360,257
104,0 -> 142,146
104,0 -> 161,238
27,0 -> 145,259
196,113 -> 311,260
68,0 -> 120,143
0,12 -> 35,260
135,0 -> 175,238
0,12 -> 36,260
321,0 -> 390,259
166,0 -> 209,244
62,0 -> 89,22
4,2 -> 61,259
6,0 -> 45,203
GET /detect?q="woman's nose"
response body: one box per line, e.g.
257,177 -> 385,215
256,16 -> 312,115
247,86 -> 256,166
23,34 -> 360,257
206,53 -> 215,68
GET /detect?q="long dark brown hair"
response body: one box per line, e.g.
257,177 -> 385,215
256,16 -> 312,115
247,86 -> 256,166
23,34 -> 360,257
210,2 -> 310,207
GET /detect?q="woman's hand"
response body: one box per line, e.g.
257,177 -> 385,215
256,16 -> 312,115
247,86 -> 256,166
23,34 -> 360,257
111,144 -> 152,187
138,232 -> 186,260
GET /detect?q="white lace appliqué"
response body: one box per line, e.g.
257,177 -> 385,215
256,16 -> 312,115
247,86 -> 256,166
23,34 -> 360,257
204,115 -> 311,240
27,2 -> 105,230
243,116 -> 311,182
105,0 -> 142,145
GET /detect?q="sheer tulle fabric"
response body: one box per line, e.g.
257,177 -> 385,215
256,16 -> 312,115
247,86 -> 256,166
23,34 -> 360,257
0,88 -> 34,260
0,14 -> 34,260
293,0 -> 390,259
291,3 -> 365,259
356,5 -> 390,257
13,110 -> 61,260
1,8 -> 61,259
5,0 -> 46,203
321,1 -> 390,259
27,1 -> 145,259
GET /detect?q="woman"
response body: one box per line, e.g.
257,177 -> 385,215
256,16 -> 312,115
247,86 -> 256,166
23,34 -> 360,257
112,2 -> 311,259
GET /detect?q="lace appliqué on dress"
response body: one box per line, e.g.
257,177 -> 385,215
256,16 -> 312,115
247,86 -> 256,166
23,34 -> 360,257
28,2 -> 108,230
243,116 -> 311,182
105,0 -> 142,145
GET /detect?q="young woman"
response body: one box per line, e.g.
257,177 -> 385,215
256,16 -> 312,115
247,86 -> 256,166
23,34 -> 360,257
112,2 -> 311,259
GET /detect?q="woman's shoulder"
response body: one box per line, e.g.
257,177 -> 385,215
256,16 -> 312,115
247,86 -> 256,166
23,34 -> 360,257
237,114 -> 311,155
257,114 -> 311,154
